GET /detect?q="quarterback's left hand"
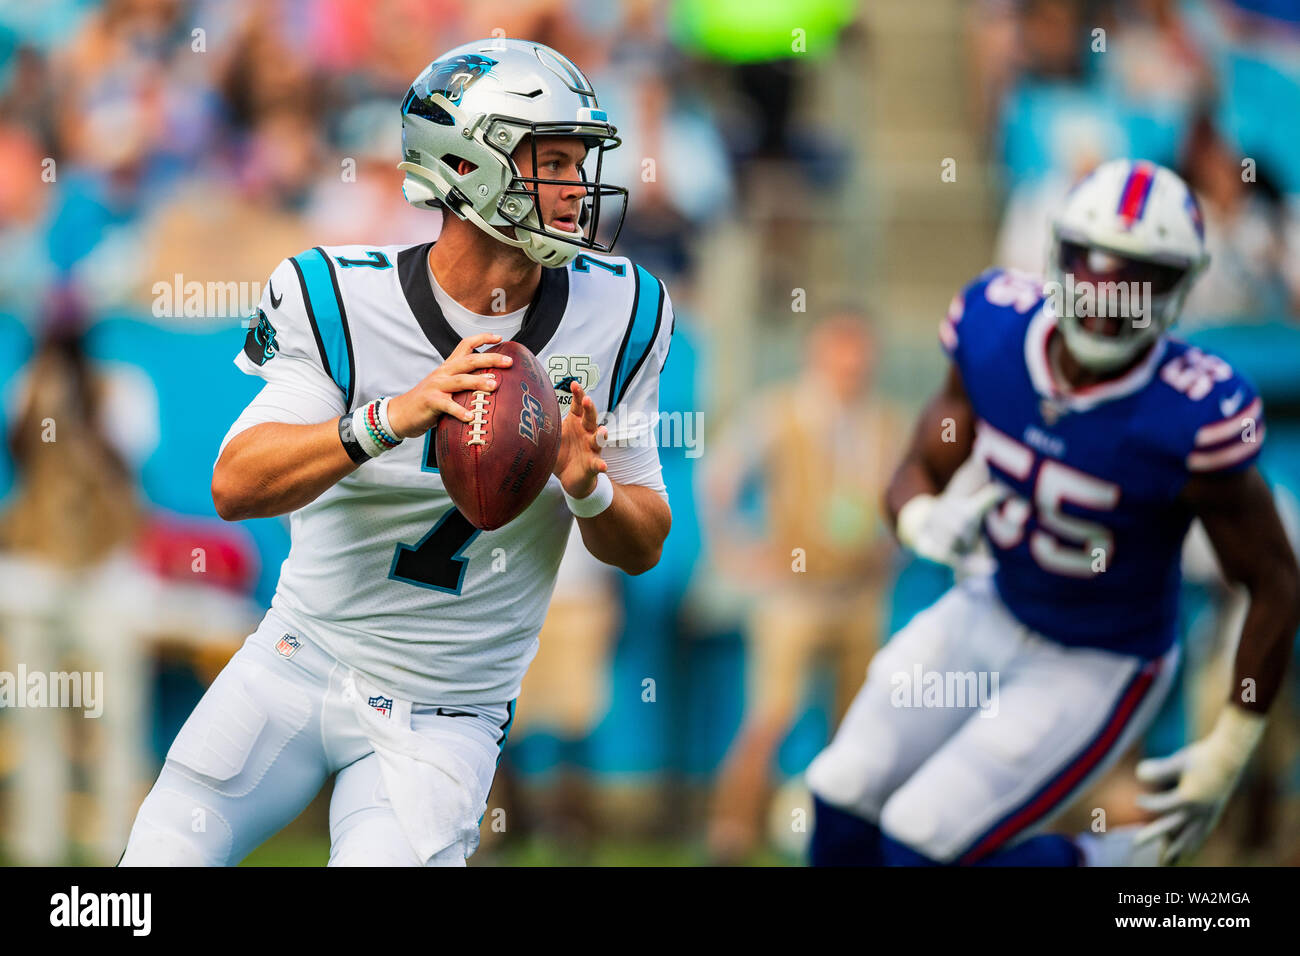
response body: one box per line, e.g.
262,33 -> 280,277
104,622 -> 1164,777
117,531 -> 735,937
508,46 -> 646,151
1134,707 -> 1267,865
553,381 -> 608,499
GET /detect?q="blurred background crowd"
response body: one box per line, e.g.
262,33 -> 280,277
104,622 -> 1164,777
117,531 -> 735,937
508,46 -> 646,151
0,0 -> 1298,865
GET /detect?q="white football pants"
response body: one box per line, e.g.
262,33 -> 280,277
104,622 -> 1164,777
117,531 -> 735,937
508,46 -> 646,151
806,575 -> 1177,863
119,609 -> 511,866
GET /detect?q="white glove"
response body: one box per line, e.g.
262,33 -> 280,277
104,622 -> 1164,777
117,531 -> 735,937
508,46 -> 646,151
1134,707 -> 1267,865
895,483 -> 1009,568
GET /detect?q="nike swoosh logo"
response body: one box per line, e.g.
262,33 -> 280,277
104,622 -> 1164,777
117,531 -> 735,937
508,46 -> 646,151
1220,389 -> 1244,417
269,281 -> 283,310
434,708 -> 475,718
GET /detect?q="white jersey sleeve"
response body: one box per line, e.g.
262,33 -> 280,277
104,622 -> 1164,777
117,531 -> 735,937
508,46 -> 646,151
219,252 -> 352,460
217,381 -> 344,462
234,254 -> 351,403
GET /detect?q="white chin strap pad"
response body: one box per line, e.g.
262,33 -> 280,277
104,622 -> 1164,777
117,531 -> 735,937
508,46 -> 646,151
400,170 -> 442,209
523,229 -> 580,267
397,160 -> 581,269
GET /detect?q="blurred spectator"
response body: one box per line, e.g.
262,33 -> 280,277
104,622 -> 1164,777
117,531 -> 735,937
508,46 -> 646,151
0,288 -> 148,863
1102,0 -> 1211,109
589,5 -> 733,278
136,106 -> 319,307
993,126 -> 1105,274
1,289 -> 144,565
989,0 -> 1119,191
219,4 -> 320,130
1178,111 -> 1300,326
0,44 -> 57,149
1018,0 -> 1089,81
307,100 -> 444,246
704,311 -> 904,863
306,0 -> 458,81
0,121 -> 55,321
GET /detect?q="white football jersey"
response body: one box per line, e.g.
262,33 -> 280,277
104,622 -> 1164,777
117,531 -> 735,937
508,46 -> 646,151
231,242 -> 674,704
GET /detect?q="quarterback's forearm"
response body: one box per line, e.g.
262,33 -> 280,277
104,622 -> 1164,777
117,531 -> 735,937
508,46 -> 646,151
212,420 -> 358,520
575,482 -> 671,575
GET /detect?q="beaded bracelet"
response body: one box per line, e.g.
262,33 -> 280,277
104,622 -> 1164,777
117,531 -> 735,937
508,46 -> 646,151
349,397 -> 403,459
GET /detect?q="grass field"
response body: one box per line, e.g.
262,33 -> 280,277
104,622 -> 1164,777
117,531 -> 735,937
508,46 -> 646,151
240,832 -> 793,866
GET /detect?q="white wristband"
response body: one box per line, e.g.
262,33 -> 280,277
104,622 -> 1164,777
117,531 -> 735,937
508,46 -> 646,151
351,399 -> 402,458
565,472 -> 614,518
351,406 -> 381,458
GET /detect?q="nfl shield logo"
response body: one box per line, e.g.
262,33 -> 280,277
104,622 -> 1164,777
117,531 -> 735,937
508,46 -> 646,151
368,695 -> 393,718
275,633 -> 301,659
1040,399 -> 1064,426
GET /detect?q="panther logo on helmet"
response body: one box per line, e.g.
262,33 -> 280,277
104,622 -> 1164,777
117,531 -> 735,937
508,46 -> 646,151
404,53 -> 497,126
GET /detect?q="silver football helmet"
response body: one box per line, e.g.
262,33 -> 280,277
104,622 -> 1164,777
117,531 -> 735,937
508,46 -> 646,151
398,38 -> 627,268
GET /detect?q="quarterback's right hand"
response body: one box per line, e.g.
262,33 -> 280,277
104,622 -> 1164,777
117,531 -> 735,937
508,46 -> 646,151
386,333 -> 514,437
896,482 -> 1009,567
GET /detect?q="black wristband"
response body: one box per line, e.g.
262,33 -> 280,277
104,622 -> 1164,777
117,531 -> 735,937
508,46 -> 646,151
338,413 -> 370,465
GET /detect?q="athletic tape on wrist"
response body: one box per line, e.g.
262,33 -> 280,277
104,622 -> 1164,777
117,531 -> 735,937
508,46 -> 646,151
564,472 -> 614,518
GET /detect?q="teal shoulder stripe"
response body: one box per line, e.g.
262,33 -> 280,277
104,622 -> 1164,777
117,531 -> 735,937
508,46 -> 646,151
609,265 -> 664,409
291,248 -> 354,406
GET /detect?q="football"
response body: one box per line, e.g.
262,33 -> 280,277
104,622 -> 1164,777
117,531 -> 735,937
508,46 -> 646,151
435,340 -> 562,530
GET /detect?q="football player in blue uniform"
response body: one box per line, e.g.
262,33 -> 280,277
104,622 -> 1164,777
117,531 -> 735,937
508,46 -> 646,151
806,159 -> 1300,866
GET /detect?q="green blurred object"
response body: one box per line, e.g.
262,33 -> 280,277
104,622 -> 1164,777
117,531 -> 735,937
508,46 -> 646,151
670,0 -> 855,63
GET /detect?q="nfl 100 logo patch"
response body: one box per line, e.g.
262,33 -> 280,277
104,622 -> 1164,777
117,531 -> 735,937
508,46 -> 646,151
275,633 -> 301,659
369,695 -> 393,718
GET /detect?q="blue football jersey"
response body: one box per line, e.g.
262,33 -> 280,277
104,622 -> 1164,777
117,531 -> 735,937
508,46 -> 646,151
940,268 -> 1265,658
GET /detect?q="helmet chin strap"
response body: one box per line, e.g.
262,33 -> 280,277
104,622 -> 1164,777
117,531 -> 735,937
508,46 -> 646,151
397,160 -> 581,268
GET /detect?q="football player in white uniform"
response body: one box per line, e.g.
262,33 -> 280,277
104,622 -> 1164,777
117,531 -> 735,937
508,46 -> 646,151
121,39 -> 673,866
